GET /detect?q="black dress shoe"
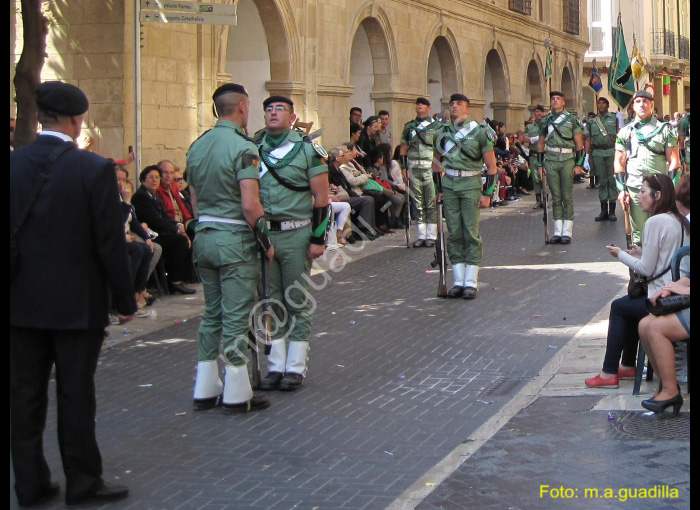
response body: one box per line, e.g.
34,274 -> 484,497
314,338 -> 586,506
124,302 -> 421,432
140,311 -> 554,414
412,239 -> 426,248
278,373 -> 304,391
259,371 -> 284,390
424,239 -> 436,248
222,394 -> 271,413
17,482 -> 60,507
170,282 -> 196,294
193,395 -> 221,411
462,287 -> 478,299
145,295 -> 157,306
66,482 -> 129,507
641,392 -> 683,416
549,236 -> 561,244
447,285 -> 464,298
560,236 -> 571,245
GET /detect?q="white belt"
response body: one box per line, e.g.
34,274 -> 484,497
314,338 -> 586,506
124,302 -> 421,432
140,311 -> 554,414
408,158 -> 432,164
444,168 -> 480,178
198,215 -> 247,226
267,218 -> 311,231
545,146 -> 573,154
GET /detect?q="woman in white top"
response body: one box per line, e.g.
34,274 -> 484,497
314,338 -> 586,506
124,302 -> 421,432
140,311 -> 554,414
585,174 -> 690,390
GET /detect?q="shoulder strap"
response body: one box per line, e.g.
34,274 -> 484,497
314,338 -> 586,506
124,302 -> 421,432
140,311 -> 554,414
13,141 -> 74,234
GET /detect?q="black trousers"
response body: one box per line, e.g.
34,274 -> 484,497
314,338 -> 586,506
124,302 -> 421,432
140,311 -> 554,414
126,241 -> 153,293
10,326 -> 104,505
154,233 -> 189,283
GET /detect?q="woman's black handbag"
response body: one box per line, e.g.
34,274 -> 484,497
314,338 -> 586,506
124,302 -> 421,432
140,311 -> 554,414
646,295 -> 690,316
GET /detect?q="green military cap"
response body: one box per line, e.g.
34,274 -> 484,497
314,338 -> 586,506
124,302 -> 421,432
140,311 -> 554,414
36,81 -> 89,116
632,90 -> 654,101
449,93 -> 470,104
596,97 -> 610,105
416,97 -> 430,106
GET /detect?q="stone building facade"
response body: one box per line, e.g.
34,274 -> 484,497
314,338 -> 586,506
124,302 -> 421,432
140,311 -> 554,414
11,0 -> 589,167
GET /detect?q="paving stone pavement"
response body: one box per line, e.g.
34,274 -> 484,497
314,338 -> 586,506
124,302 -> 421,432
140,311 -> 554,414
10,186 -> 688,509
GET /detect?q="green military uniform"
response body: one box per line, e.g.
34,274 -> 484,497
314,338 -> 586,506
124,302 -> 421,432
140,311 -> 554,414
615,117 -> 678,244
678,112 -> 690,171
540,109 -> 583,240
525,119 -> 543,200
187,117 -> 262,409
587,112 -> 619,208
256,127 -> 327,386
401,117 -> 440,242
434,117 -> 494,297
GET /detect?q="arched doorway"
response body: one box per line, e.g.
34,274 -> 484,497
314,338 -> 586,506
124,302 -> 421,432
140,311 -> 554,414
526,59 -> 544,121
561,65 -> 575,113
225,0 -> 294,134
483,49 -> 508,122
349,17 -> 393,119
427,36 -> 459,112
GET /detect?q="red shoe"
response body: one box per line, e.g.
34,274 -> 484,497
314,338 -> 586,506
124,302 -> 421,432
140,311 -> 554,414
585,374 -> 620,389
617,366 -> 636,379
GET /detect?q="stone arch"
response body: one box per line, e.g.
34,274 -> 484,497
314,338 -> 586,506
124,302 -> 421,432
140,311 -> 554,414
424,25 -> 463,110
483,44 -> 511,122
561,62 -> 576,109
525,56 -> 545,119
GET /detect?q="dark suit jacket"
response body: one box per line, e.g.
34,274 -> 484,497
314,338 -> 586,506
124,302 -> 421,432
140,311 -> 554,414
131,185 -> 180,236
10,134 -> 137,329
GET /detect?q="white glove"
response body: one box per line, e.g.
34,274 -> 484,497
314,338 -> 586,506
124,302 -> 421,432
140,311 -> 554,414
583,154 -> 590,172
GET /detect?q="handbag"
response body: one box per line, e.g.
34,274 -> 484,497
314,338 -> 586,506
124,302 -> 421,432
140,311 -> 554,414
627,227 -> 685,299
646,294 -> 690,316
362,178 -> 384,193
11,142 -> 74,281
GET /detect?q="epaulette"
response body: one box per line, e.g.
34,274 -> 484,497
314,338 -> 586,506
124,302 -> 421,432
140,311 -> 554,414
480,121 -> 496,142
252,128 -> 266,144
303,135 -> 328,159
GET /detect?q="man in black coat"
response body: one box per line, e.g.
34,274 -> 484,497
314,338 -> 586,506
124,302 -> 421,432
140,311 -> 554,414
10,81 -> 136,507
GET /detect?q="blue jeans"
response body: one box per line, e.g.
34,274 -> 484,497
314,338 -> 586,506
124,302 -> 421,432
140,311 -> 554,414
602,295 -> 649,374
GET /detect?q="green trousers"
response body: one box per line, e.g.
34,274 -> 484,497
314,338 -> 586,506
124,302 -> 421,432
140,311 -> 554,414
544,157 -> 575,221
267,226 -> 313,345
408,166 -> 437,224
591,153 -> 616,202
529,156 -> 542,194
443,186 -> 482,265
627,186 -> 649,246
193,224 -> 259,366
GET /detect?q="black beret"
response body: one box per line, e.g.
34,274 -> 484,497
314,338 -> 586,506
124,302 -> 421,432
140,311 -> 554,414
534,104 -> 546,112
596,97 -> 610,105
263,95 -> 294,109
632,90 -> 654,101
36,81 -> 89,116
549,90 -> 565,98
213,83 -> 248,101
416,97 -> 430,106
449,93 -> 470,104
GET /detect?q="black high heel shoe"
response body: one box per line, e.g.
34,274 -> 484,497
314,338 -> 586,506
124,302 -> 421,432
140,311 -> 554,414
641,392 -> 683,416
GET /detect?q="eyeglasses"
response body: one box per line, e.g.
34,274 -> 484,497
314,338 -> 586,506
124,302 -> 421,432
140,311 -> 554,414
265,105 -> 290,113
174,177 -> 183,182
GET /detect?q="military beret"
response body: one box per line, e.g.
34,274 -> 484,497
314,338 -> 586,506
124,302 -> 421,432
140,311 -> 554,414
534,104 -> 546,112
213,83 -> 248,101
416,97 -> 430,106
36,81 -> 89,116
596,97 -> 610,105
449,93 -> 470,104
549,90 -> 565,98
632,90 -> 654,101
263,95 -> 294,109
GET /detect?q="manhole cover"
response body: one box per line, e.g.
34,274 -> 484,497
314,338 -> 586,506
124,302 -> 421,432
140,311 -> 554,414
609,411 -> 690,440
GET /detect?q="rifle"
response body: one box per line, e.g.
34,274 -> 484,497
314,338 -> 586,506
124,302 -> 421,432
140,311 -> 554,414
250,254 -> 273,389
431,196 -> 448,297
541,169 -> 550,244
403,172 -> 411,248
624,205 -> 633,249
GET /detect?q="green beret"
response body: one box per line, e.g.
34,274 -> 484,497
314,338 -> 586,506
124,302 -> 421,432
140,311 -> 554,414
549,90 -> 565,98
213,83 -> 248,101
449,93 -> 470,104
36,81 -> 89,116
263,96 -> 294,109
416,97 -> 430,106
632,90 -> 654,101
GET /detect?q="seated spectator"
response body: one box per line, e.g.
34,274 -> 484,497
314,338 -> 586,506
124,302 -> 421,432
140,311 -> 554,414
156,160 -> 194,235
371,145 -> 405,228
327,145 -> 377,241
174,167 -> 195,219
506,147 -> 530,196
342,143 -> 392,233
131,165 -> 196,295
585,175 -> 690,389
358,116 -> 381,167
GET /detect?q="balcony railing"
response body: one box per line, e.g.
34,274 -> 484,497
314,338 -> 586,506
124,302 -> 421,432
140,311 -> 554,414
651,29 -> 677,57
563,0 -> 580,35
508,0 -> 531,16
678,35 -> 690,61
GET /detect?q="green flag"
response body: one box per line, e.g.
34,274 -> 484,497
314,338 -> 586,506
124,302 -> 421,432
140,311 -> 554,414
545,49 -> 552,79
608,14 -> 634,110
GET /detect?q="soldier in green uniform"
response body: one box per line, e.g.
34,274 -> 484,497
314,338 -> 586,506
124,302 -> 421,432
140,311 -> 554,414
677,109 -> 690,173
432,93 -> 498,300
614,90 -> 680,245
526,104 -> 546,208
536,91 -> 585,244
400,97 -> 440,247
186,83 -> 273,413
585,97 -> 620,222
255,96 -> 330,392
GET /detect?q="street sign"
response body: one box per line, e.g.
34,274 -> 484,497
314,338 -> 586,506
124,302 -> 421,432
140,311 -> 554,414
140,10 -> 237,25
140,0 -> 238,16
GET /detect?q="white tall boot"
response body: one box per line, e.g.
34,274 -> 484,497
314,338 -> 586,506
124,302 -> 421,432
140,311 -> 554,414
259,339 -> 286,390
447,263 -> 466,298
551,220 -> 564,243
279,341 -> 309,391
193,360 -> 223,410
413,224 -> 428,247
222,364 -> 270,413
463,265 -> 480,299
426,223 -> 438,241
561,220 -> 573,244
